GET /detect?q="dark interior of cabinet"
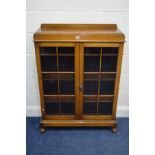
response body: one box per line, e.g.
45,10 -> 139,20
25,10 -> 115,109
84,47 -> 118,72
40,47 -> 74,72
83,102 -> 113,115
43,79 -> 74,95
83,47 -> 118,115
84,80 -> 115,95
39,46 -> 118,116
45,102 -> 75,115
40,47 -> 75,115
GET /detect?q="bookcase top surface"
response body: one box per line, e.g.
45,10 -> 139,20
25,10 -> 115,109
34,24 -> 125,42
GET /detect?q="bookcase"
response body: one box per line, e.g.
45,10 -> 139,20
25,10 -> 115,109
34,24 -> 125,133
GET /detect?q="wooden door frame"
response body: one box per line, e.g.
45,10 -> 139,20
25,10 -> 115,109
34,42 -> 80,120
112,43 -> 124,119
79,42 -> 123,120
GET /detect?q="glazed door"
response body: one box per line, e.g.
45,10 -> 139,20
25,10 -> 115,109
35,43 -> 80,119
79,43 -> 121,119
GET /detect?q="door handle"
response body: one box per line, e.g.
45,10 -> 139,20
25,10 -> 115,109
79,84 -> 83,91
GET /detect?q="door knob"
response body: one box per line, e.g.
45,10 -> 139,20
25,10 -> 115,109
79,84 -> 83,91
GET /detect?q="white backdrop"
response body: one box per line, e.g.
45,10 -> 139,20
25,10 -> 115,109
26,0 -> 129,117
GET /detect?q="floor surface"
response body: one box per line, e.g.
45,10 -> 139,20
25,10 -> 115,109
26,117 -> 129,155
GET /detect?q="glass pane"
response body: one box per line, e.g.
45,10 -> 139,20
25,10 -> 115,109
60,79 -> 74,95
84,79 -> 98,95
83,102 -> 97,114
102,47 -> 118,54
84,47 -> 100,72
61,102 -> 75,114
100,80 -> 115,95
58,47 -> 74,72
41,56 -> 57,71
40,47 -> 56,54
58,47 -> 74,55
40,47 -> 57,72
83,47 -> 117,116
102,47 -> 118,72
59,56 -> 74,71
43,79 -> 58,95
40,47 -> 75,72
101,56 -> 117,72
45,102 -> 75,115
83,102 -> 113,115
45,102 -> 59,115
40,46 -> 75,115
98,102 -> 113,115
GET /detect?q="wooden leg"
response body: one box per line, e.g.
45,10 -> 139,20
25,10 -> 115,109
112,125 -> 117,133
40,125 -> 46,133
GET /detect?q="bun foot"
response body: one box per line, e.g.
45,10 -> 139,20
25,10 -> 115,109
112,126 -> 117,133
40,127 -> 46,133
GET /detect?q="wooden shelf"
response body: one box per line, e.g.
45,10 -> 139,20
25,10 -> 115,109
42,72 -> 74,79
84,78 -> 115,81
42,72 -> 75,73
41,53 -> 117,56
84,72 -> 116,74
42,72 -> 116,79
44,94 -> 114,102
84,95 -> 113,102
84,72 -> 116,79
41,54 -> 74,56
85,54 -> 117,56
44,95 -> 75,102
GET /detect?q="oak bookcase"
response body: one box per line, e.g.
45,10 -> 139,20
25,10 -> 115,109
33,24 -> 125,133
